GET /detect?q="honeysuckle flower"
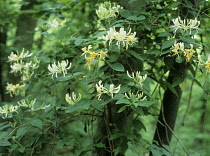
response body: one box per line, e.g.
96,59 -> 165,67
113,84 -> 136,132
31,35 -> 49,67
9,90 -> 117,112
108,84 -> 121,98
6,83 -> 25,97
8,49 -> 33,62
48,60 -> 71,79
104,27 -> 138,49
65,92 -> 82,105
171,42 -> 184,56
81,45 -> 108,70
95,80 -> 121,100
127,71 -> 147,87
125,90 -> 147,102
8,52 -> 20,62
10,63 -> 23,73
184,44 -> 196,62
172,16 -> 200,34
125,32 -> 138,50
81,45 -> 93,57
96,2 -> 122,20
18,99 -> 36,109
0,105 -> 19,119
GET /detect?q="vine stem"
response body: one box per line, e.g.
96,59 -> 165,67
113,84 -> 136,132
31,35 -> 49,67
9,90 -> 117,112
50,80 -> 58,156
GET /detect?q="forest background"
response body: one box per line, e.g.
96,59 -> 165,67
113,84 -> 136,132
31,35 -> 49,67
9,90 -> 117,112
0,0 -> 210,155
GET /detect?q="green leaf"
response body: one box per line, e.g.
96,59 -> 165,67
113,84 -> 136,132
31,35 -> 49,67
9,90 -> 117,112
180,36 -> 195,44
30,119 -> 42,129
119,9 -> 132,18
57,72 -> 84,81
16,126 -> 29,137
19,146 -> 25,153
164,82 -> 178,96
65,99 -> 90,113
118,105 -> 127,113
94,143 -> 105,148
175,56 -> 184,63
58,0 -> 72,3
108,62 -> 125,72
110,133 -> 124,140
127,50 -> 144,61
136,101 -> 154,107
127,15 -> 145,21
91,99 -> 110,111
162,39 -> 176,49
0,140 -> 11,146
109,52 -> 120,62
171,1 -> 181,8
132,120 -> 146,131
158,32 -> 172,37
116,99 -> 130,104
172,76 -> 184,87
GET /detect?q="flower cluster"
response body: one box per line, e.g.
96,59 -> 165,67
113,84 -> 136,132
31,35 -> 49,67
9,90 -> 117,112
96,80 -> 121,100
8,49 -> 39,80
103,27 -> 138,49
6,83 -> 25,97
96,2 -> 122,20
172,16 -> 200,34
171,42 -> 196,62
48,60 -> 72,79
127,71 -> 147,87
125,90 -> 147,104
0,105 -> 18,119
81,45 -> 108,70
65,92 -> 82,105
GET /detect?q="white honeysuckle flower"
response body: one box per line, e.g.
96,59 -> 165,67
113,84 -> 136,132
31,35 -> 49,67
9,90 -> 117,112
8,49 -> 33,62
125,90 -> 147,104
48,60 -> 71,79
48,62 -> 59,78
10,63 -> 23,73
127,71 -> 147,87
104,27 -> 138,49
49,19 -> 60,28
19,49 -> 33,59
108,84 -> 121,98
107,27 -> 117,46
65,92 -> 82,105
0,105 -> 18,119
6,83 -> 25,97
58,60 -> 72,77
8,52 -> 20,62
96,2 -> 122,20
95,80 -> 121,100
172,16 -> 200,34
115,27 -> 127,48
18,99 -> 37,108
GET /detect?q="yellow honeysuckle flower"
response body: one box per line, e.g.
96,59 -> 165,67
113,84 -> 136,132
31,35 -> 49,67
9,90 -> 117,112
184,44 -> 196,62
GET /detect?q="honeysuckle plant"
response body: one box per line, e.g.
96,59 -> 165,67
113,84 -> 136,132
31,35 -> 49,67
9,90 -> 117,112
2,1 -> 210,156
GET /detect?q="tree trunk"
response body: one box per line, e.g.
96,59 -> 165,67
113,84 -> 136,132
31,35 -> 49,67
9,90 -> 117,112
13,0 -> 39,51
0,23 -> 8,102
152,63 -> 187,147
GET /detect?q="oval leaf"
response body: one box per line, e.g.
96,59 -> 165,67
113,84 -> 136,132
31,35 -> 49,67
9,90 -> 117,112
108,62 -> 125,72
